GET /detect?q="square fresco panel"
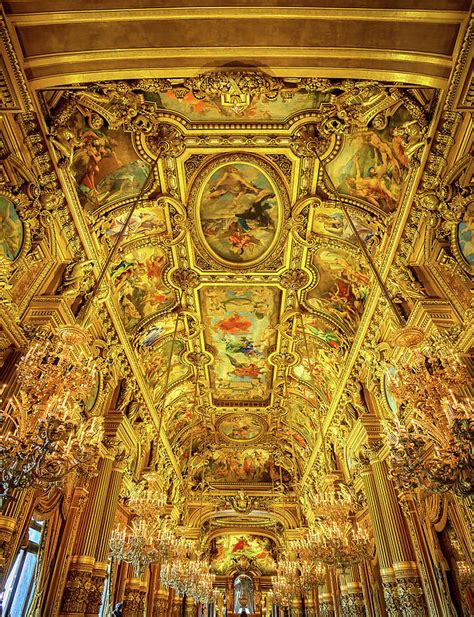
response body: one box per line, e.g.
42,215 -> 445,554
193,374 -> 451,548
200,286 -> 280,403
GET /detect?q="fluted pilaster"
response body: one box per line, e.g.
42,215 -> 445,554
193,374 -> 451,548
371,458 -> 428,615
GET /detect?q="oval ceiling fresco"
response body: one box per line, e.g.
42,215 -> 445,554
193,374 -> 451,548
217,413 -> 266,443
197,161 -> 281,266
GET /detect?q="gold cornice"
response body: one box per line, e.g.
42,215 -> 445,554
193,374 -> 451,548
25,48 -> 453,71
7,8 -> 469,26
24,66 -> 449,93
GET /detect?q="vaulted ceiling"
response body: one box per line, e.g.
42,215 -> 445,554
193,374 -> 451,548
2,0 -> 472,575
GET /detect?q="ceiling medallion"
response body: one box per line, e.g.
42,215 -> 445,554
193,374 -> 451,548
216,412 -> 267,444
189,153 -> 289,270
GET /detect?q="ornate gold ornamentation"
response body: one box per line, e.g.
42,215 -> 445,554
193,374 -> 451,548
279,268 -> 310,290
385,338 -> 473,496
60,569 -> 95,614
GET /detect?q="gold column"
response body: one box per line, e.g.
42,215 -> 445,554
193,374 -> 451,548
86,457 -> 125,616
60,456 -> 114,615
371,458 -> 428,616
123,577 -> 147,616
171,594 -> 183,617
305,594 -> 316,617
291,595 -> 303,617
359,460 -> 394,616
398,492 -> 447,616
152,586 -> 169,617
185,593 -> 197,617
340,566 -> 366,617
319,569 -> 335,617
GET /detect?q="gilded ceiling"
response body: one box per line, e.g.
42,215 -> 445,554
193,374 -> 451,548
39,75 -> 438,496
0,0 -> 471,590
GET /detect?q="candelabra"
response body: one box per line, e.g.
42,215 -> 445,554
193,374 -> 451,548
385,342 -> 473,497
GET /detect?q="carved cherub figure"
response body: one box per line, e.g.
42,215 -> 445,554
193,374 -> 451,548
58,259 -> 94,298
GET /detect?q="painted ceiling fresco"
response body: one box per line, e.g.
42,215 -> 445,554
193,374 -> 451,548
44,73 -> 438,502
210,534 -> 277,575
200,286 -> 280,405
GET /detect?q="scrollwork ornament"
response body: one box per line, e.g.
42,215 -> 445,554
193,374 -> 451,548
60,570 -> 94,613
382,581 -> 401,616
268,350 -> 299,368
291,124 -> 330,158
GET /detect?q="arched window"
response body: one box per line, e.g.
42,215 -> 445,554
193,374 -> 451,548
234,574 -> 254,614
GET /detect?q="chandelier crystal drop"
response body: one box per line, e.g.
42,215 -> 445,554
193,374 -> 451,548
386,340 -> 473,497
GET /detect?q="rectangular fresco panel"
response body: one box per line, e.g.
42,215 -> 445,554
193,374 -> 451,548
200,286 -> 280,403
211,534 -> 276,575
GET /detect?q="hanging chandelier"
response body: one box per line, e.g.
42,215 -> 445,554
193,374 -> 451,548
128,483 -> 168,519
0,325 -> 103,503
385,340 -> 473,497
110,518 -> 162,578
15,325 -> 96,407
270,563 -> 298,608
269,557 -> 324,606
311,475 -> 353,522
297,519 -> 371,571
160,539 -> 216,604
299,560 -> 326,591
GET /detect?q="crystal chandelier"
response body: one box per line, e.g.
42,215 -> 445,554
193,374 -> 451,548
311,475 -> 353,522
110,517 -> 175,578
298,519 -> 371,571
385,341 -> 473,497
160,539 -> 216,604
15,325 -> 96,407
299,560 -> 325,591
0,325 -> 103,503
270,563 -> 297,608
128,483 -> 168,519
